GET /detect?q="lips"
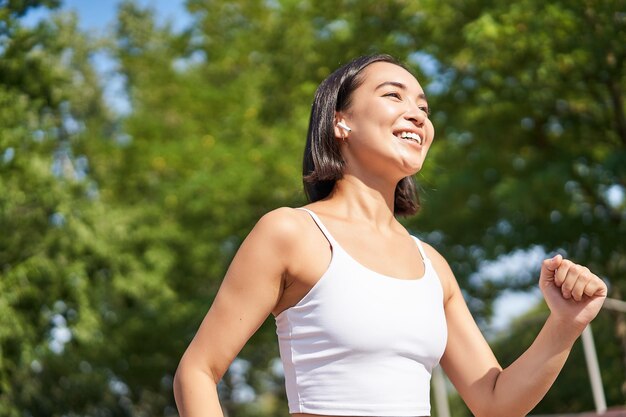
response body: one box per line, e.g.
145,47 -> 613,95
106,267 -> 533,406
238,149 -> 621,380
395,130 -> 423,145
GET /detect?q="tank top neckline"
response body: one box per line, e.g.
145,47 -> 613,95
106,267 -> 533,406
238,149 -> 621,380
297,207 -> 430,283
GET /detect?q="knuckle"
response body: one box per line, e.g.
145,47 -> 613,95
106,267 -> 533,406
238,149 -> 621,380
570,264 -> 582,275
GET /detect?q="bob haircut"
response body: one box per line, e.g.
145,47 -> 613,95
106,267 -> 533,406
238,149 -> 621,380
302,54 -> 421,216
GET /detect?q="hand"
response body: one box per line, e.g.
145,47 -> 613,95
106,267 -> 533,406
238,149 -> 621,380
539,255 -> 607,329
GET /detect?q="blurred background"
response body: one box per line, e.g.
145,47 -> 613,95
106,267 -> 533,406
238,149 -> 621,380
1,0 -> 625,415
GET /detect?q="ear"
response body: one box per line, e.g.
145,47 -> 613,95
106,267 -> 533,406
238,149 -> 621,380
334,113 -> 350,139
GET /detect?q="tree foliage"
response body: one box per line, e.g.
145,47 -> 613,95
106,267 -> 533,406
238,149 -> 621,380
409,0 -> 626,314
1,0 -> 624,415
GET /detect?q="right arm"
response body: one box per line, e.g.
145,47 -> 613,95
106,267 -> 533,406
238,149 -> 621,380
173,208 -> 301,417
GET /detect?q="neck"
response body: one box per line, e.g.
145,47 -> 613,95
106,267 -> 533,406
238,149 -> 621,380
325,174 -> 397,224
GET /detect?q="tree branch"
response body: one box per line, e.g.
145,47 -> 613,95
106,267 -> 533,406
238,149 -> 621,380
606,77 -> 626,147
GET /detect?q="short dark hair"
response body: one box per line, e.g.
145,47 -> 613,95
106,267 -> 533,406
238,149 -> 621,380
302,54 -> 420,216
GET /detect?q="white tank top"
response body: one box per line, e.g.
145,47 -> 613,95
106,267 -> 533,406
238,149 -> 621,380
275,208 -> 448,416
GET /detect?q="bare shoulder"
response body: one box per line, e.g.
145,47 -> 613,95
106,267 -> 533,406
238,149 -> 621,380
420,241 -> 449,269
255,206 -> 309,235
251,207 -> 326,283
250,207 -> 312,253
420,240 -> 458,302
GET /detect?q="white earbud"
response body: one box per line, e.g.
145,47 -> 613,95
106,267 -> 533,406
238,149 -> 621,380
337,121 -> 352,132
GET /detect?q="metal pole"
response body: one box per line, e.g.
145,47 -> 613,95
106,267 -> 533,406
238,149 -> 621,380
603,297 -> 626,313
581,324 -> 607,415
432,365 -> 451,417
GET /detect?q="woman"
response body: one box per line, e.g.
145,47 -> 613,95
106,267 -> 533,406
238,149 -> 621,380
173,54 -> 607,417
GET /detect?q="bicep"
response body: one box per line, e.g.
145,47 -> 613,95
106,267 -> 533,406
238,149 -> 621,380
427,246 -> 502,414
180,209 -> 295,382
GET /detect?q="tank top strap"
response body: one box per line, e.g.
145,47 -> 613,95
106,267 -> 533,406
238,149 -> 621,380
295,207 -> 338,246
411,235 -> 431,264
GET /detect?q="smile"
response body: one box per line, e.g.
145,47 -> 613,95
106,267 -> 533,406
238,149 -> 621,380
397,131 -> 423,145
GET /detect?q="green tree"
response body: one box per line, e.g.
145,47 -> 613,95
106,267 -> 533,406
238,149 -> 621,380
3,0 -> 624,415
0,2 -> 178,415
404,0 -> 626,404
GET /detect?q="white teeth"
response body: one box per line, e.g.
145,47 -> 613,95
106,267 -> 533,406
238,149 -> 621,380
399,131 -> 423,145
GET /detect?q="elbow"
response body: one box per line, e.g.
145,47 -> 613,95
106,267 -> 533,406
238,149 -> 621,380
173,355 -> 220,395
173,348 -> 225,416
480,411 -> 527,417
472,403 -> 528,417
475,411 -> 498,417
173,360 -> 187,403
172,357 -> 198,402
472,406 -> 494,417
469,385 -> 526,417
472,407 -> 500,417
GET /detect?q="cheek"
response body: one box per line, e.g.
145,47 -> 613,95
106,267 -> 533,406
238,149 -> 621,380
426,120 -> 435,142
353,100 -> 397,123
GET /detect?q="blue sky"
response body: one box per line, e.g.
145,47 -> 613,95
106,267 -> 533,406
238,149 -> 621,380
25,0 -> 191,32
24,1 -> 193,114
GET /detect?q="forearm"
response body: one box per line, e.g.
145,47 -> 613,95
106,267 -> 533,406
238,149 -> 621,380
173,361 -> 225,417
487,314 -> 583,417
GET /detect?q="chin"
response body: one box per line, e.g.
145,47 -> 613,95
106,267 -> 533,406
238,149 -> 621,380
403,162 -> 424,176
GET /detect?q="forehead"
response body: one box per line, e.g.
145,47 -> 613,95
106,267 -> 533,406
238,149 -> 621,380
359,62 -> 424,94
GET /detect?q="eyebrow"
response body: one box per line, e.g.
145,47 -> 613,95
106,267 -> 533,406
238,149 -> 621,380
375,81 -> 427,100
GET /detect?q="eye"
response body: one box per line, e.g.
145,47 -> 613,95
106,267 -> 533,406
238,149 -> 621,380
419,105 -> 431,116
383,91 -> 402,100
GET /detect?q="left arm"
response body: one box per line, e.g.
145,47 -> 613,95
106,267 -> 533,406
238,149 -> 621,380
427,246 -> 607,417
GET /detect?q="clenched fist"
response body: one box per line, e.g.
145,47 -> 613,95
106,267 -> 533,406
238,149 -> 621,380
539,254 -> 607,330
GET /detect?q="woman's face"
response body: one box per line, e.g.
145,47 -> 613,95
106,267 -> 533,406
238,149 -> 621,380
336,62 -> 435,181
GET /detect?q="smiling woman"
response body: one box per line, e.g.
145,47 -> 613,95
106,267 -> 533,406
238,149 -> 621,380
303,55 -> 431,215
328,60 -> 433,183
173,54 -> 607,417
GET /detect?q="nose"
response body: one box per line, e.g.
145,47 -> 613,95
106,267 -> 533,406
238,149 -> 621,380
404,101 -> 426,126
